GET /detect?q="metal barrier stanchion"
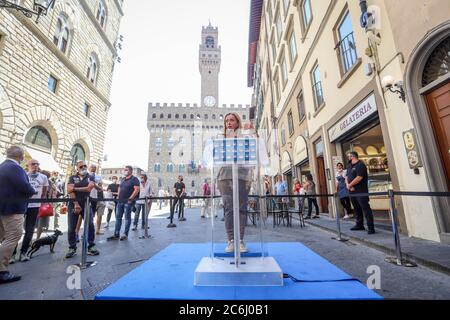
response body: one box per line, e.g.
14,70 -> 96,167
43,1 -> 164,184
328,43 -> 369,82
179,195 -> 186,221
139,196 -> 152,239
332,193 -> 348,242
77,197 -> 97,269
167,197 -> 176,228
385,189 -> 416,267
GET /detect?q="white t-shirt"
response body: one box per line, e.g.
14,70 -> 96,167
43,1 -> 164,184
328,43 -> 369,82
136,181 -> 152,204
90,173 -> 103,199
28,172 -> 49,208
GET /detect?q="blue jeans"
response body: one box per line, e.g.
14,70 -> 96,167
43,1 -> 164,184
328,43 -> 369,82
133,203 -> 148,228
114,202 -> 133,237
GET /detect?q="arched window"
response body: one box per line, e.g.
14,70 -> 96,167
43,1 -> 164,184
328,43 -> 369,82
70,143 -> 86,162
190,114 -> 194,119
183,114 -> 187,119
212,114 -> 216,120
168,114 -> 172,119
179,164 -> 186,173
25,126 -> 52,151
87,53 -> 99,84
192,180 -> 195,187
53,14 -> 70,54
152,113 -> 156,119
96,0 -> 107,28
242,114 -> 247,120
422,37 -> 450,86
204,114 -> 208,120
154,163 -> 161,173
175,114 -> 179,119
160,113 -> 164,119
167,163 -> 174,172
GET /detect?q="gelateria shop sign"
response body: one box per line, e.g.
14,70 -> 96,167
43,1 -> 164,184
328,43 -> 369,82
328,93 -> 378,142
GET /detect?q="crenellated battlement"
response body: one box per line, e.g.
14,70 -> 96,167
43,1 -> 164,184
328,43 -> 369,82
148,102 -> 251,109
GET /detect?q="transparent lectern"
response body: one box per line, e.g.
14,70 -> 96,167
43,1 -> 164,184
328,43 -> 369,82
195,133 -> 283,286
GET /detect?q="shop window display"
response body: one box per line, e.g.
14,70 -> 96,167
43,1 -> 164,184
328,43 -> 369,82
342,124 -> 392,215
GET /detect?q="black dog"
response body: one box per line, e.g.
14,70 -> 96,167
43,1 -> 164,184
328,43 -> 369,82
27,230 -> 63,259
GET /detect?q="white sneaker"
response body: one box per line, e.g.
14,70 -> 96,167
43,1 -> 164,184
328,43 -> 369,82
19,253 -> 30,262
225,240 -> 234,253
240,240 -> 248,253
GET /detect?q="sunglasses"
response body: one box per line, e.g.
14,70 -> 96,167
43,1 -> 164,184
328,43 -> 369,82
78,165 -> 87,169
30,163 -> 40,166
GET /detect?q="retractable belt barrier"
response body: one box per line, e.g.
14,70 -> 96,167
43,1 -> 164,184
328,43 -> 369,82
2,190 -> 449,269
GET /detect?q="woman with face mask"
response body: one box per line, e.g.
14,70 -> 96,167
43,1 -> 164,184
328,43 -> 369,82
335,162 -> 353,219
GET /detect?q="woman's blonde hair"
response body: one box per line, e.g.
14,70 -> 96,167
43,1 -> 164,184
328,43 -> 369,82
223,112 -> 242,136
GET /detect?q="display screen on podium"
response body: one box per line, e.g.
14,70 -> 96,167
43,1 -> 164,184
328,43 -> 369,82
212,137 -> 258,166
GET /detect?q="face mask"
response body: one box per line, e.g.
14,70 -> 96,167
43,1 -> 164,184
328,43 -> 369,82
123,170 -> 129,177
79,169 -> 88,176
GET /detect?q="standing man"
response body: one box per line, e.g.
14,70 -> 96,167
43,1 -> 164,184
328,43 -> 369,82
0,146 -> 36,284
346,151 -> 376,234
274,175 -> 288,210
16,160 -> 49,262
132,173 -> 152,230
65,160 -> 100,259
200,179 -> 211,218
88,164 -> 103,232
107,166 -> 140,241
172,175 -> 186,221
105,176 -> 119,229
158,188 -> 165,209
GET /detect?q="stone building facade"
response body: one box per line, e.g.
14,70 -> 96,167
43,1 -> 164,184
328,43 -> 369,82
0,0 -> 124,174
248,0 -> 450,243
101,166 -> 145,183
147,24 -> 250,195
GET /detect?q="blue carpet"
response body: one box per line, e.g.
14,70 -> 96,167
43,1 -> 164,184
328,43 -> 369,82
95,242 -> 382,300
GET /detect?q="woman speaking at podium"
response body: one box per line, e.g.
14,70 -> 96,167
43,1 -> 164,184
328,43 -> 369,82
217,112 -> 255,254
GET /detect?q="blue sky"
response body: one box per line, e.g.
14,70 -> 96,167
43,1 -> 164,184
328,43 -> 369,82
103,0 -> 253,169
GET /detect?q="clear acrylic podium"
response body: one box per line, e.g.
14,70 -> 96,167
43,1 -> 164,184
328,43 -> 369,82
195,135 -> 283,286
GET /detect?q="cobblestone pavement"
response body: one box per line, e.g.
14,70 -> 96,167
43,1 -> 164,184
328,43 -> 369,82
1,205 -> 450,300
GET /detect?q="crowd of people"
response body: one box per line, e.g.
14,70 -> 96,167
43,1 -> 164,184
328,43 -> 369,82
264,151 -> 375,235
0,114 -> 375,285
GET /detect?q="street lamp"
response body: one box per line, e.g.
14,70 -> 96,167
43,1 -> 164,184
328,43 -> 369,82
0,0 -> 56,22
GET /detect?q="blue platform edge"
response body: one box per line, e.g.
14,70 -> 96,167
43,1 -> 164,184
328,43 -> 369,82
95,242 -> 383,300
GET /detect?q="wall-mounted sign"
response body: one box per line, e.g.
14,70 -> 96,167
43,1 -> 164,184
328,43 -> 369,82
293,135 -> 308,165
328,93 -> 378,142
402,129 -> 422,169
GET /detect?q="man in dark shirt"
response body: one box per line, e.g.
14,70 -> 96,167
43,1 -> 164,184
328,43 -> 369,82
172,175 -> 186,221
107,166 -> 140,241
105,176 -> 119,229
66,160 -> 99,259
346,151 -> 375,234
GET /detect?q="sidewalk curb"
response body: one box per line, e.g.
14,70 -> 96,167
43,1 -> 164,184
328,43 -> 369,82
306,220 -> 450,277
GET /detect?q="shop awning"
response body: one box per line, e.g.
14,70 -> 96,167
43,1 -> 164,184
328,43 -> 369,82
24,147 -> 63,173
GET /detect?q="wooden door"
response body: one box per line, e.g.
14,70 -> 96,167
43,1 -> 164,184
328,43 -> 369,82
425,81 -> 450,190
316,156 -> 329,212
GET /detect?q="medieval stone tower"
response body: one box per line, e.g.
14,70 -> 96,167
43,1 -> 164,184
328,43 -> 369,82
199,22 -> 221,108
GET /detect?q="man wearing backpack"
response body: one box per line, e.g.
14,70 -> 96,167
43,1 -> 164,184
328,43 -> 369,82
201,179 -> 212,218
